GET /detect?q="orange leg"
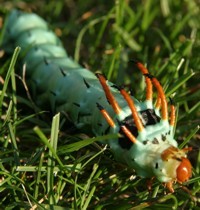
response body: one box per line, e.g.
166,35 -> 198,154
120,125 -> 137,144
119,87 -> 144,132
182,147 -> 192,153
155,96 -> 161,109
96,103 -> 116,128
165,181 -> 174,193
169,98 -> 176,127
134,61 -> 153,101
147,177 -> 155,192
96,73 -> 121,114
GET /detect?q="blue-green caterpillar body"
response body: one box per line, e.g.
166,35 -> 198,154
2,10 -> 192,192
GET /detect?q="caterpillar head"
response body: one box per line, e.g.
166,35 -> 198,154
153,146 -> 192,192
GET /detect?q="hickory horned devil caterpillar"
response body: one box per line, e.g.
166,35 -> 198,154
2,10 -> 192,193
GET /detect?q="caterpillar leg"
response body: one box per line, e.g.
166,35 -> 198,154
165,181 -> 174,193
117,86 -> 144,132
119,123 -> 137,143
96,73 -> 121,114
147,177 -> 156,192
155,96 -> 162,109
151,76 -> 168,120
96,102 -> 116,128
134,61 -> 162,114
169,98 -> 176,127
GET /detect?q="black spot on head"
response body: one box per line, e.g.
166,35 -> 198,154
152,138 -> 159,144
168,130 -> 171,135
155,162 -> 159,169
161,134 -> 166,141
143,140 -> 148,145
140,109 -> 161,126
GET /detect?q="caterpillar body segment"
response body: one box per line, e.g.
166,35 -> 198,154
2,10 -> 192,192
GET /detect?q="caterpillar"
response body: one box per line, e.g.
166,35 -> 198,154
2,9 -> 192,192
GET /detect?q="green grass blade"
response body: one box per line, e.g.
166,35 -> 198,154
47,113 -> 60,205
33,125 -> 64,169
166,70 -> 195,96
0,47 -> 20,116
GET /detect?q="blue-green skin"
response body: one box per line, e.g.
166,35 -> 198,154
2,10 -> 183,184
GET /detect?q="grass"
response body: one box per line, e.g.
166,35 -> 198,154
0,0 -> 200,209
